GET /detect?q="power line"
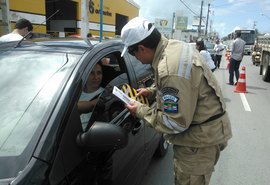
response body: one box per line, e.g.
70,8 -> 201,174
177,0 -> 207,25
178,0 -> 199,16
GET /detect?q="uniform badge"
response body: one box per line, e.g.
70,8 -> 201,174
162,94 -> 179,113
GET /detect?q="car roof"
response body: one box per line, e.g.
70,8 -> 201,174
0,37 -> 122,55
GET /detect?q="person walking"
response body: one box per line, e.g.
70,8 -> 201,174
228,31 -> 246,85
213,39 -> 224,69
0,18 -> 33,42
196,40 -> 216,72
121,17 -> 232,185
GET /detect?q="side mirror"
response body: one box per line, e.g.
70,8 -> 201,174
76,122 -> 128,151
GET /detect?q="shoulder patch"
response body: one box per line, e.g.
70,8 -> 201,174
161,87 -> 179,96
162,94 -> 179,102
161,87 -> 179,113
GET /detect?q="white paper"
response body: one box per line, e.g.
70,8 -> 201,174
112,86 -> 138,105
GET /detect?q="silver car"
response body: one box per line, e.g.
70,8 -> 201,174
205,43 -> 215,61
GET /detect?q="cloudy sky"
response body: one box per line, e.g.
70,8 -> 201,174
132,0 -> 270,38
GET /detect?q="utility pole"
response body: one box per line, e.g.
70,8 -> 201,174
171,12 -> 175,39
81,0 -> 89,38
198,0 -> 204,37
205,3 -> 210,37
0,0 -> 10,34
253,21 -> 257,29
99,0 -> 103,42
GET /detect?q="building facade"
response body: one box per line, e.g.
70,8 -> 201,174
0,0 -> 139,37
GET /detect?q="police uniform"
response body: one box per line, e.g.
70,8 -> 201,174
136,36 -> 232,185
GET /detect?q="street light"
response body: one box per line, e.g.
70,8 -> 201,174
261,13 -> 270,20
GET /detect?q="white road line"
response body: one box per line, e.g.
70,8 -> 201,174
239,93 -> 251,112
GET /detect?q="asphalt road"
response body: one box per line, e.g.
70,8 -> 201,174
141,55 -> 270,185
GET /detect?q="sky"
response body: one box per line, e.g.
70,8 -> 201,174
132,0 -> 270,38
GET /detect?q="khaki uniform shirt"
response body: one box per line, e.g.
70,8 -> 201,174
136,36 -> 232,147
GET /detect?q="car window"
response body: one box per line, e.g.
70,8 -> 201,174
0,51 -> 80,157
128,56 -> 155,104
77,52 -> 128,131
128,56 -> 154,86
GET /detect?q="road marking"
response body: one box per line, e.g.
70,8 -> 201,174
239,93 -> 251,112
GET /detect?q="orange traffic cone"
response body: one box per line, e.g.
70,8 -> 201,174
234,66 -> 247,93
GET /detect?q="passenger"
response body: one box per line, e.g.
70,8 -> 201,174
0,18 -> 33,42
121,17 -> 232,185
213,39 -> 225,69
78,62 -> 104,128
196,40 -> 216,72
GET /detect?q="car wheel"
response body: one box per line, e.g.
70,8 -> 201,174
262,53 -> 270,82
154,135 -> 169,157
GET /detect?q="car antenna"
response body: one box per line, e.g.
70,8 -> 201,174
14,9 -> 60,48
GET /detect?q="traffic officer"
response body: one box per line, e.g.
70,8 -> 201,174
121,17 -> 232,185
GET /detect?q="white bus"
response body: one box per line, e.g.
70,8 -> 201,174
223,29 -> 256,55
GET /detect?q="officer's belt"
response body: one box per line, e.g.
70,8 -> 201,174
201,111 -> 226,124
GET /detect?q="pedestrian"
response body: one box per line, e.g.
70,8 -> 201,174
228,31 -> 246,85
0,18 -> 33,42
213,39 -> 224,69
121,17 -> 232,185
195,39 -> 216,72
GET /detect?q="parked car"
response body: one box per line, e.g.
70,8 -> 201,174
205,42 -> 215,61
0,38 -> 168,185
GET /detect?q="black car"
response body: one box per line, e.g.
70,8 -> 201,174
0,38 -> 168,185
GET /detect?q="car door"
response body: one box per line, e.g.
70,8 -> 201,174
46,42 -> 147,185
80,44 -> 146,185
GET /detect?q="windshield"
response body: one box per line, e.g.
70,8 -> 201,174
206,43 -> 215,49
0,50 -> 79,178
240,33 -> 255,45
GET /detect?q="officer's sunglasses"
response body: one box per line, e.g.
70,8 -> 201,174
128,46 -> 137,56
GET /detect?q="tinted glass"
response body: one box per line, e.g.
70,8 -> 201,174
128,56 -> 153,83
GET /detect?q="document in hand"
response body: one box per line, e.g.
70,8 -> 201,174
112,86 -> 138,105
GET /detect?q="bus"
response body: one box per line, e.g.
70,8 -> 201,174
223,29 -> 256,55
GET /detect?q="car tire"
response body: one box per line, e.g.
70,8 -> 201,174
262,53 -> 270,82
154,135 -> 169,158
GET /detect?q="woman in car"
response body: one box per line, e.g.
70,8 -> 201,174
77,61 -> 113,185
196,40 -> 216,72
78,62 -> 104,128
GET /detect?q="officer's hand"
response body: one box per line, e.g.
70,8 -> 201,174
125,101 -> 139,117
136,88 -> 149,97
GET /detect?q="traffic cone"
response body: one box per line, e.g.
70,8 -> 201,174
234,66 -> 247,93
